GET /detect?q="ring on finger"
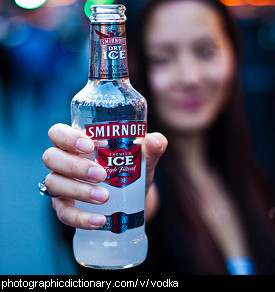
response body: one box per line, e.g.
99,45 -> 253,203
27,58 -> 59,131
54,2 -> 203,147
38,178 -> 58,198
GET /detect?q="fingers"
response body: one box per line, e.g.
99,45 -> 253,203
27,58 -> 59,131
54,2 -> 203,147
48,123 -> 94,154
145,132 -> 168,173
45,172 -> 109,204
42,147 -> 106,183
144,132 -> 168,191
52,197 -> 107,230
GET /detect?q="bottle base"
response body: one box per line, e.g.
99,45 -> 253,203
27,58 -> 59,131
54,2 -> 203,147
78,261 -> 142,270
73,228 -> 148,270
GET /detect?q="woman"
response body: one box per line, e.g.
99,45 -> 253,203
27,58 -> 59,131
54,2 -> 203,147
131,0 -> 275,275
42,0 -> 275,274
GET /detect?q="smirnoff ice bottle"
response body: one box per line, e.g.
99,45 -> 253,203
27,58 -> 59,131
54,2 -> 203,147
71,5 -> 148,269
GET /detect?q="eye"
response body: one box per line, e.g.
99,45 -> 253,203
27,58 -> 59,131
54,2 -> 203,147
195,43 -> 218,60
147,54 -> 171,67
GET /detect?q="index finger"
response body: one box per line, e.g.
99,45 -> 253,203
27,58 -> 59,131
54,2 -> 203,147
48,123 -> 94,154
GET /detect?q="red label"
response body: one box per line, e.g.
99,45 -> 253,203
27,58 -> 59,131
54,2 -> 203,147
86,122 -> 146,140
88,121 -> 146,188
97,144 -> 141,188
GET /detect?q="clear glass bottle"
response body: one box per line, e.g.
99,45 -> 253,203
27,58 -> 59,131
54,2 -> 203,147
71,5 -> 148,269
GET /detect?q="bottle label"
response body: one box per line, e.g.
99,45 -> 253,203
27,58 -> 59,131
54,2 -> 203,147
89,23 -> 129,79
86,121 -> 146,188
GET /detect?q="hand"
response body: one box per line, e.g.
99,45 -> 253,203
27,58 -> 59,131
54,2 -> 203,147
42,123 -> 167,230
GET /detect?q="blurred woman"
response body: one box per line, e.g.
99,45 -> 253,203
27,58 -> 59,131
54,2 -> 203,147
132,0 -> 275,274
42,0 -> 275,274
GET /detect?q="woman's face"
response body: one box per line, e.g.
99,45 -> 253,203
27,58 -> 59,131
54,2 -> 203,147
144,1 -> 236,133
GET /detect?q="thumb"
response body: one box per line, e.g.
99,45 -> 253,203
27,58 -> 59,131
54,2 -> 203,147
144,132 -> 168,192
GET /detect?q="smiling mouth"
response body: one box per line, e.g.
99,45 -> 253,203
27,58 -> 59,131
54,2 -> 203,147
175,97 -> 205,111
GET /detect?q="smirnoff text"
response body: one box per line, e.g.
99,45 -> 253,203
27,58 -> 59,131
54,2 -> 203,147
86,122 -> 146,140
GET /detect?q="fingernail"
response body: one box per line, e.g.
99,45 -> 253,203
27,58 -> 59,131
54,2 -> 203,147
88,166 -> 106,182
89,215 -> 106,227
75,138 -> 94,153
91,188 -> 109,203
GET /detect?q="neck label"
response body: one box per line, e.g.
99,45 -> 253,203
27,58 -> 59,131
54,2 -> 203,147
90,24 -> 129,79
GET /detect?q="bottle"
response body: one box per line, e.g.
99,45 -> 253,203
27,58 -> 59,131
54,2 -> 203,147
71,5 -> 148,269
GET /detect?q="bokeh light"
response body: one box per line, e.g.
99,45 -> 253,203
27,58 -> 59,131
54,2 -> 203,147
84,0 -> 115,18
14,0 -> 48,9
220,0 -> 275,5
45,0 -> 77,7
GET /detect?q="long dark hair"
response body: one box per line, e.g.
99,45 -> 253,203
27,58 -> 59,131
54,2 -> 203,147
128,0 -> 275,274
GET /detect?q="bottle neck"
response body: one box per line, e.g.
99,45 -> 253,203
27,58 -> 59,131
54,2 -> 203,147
89,22 -> 129,81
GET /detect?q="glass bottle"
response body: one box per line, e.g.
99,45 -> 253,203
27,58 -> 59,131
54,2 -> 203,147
71,4 -> 148,269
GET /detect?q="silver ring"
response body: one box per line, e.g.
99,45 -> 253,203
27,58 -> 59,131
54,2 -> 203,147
38,179 -> 57,198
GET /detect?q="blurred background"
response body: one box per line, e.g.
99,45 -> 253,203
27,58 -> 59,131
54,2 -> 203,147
0,0 -> 274,275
